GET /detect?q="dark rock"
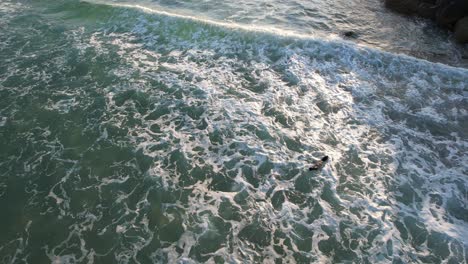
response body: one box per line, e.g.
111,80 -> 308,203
421,0 -> 436,4
343,31 -> 358,38
385,0 -> 439,18
384,0 -> 419,15
416,2 -> 438,18
454,16 -> 468,43
435,0 -> 468,28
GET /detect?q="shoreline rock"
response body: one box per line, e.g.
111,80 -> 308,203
384,0 -> 468,43
454,17 -> 468,43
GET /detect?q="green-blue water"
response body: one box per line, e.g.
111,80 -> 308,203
0,0 -> 467,263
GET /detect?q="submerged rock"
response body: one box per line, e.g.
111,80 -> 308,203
343,31 -> 358,38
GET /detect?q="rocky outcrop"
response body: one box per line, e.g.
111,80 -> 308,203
436,0 -> 468,27
454,16 -> 468,43
384,0 -> 468,43
384,0 -> 420,15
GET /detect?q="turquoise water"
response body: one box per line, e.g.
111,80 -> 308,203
0,0 -> 467,263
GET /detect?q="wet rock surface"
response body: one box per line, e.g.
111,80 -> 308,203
384,0 -> 468,43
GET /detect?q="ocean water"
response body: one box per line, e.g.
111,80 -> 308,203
0,0 -> 467,263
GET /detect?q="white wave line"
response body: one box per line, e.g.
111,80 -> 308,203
83,0 -> 468,72
83,0 -> 334,40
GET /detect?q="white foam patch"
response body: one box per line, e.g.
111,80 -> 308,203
0,117 -> 6,127
0,1 -> 23,15
78,14 -> 467,260
45,98 -> 79,114
421,198 -> 468,241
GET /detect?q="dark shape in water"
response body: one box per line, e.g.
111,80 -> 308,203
343,31 -> 357,38
309,156 -> 329,171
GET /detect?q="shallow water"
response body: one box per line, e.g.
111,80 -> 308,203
0,0 -> 467,263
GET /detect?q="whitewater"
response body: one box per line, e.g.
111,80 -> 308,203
0,0 -> 467,263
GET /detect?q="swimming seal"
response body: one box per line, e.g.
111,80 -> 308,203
309,156 -> 329,171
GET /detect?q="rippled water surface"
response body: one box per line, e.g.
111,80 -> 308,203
0,0 -> 467,263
